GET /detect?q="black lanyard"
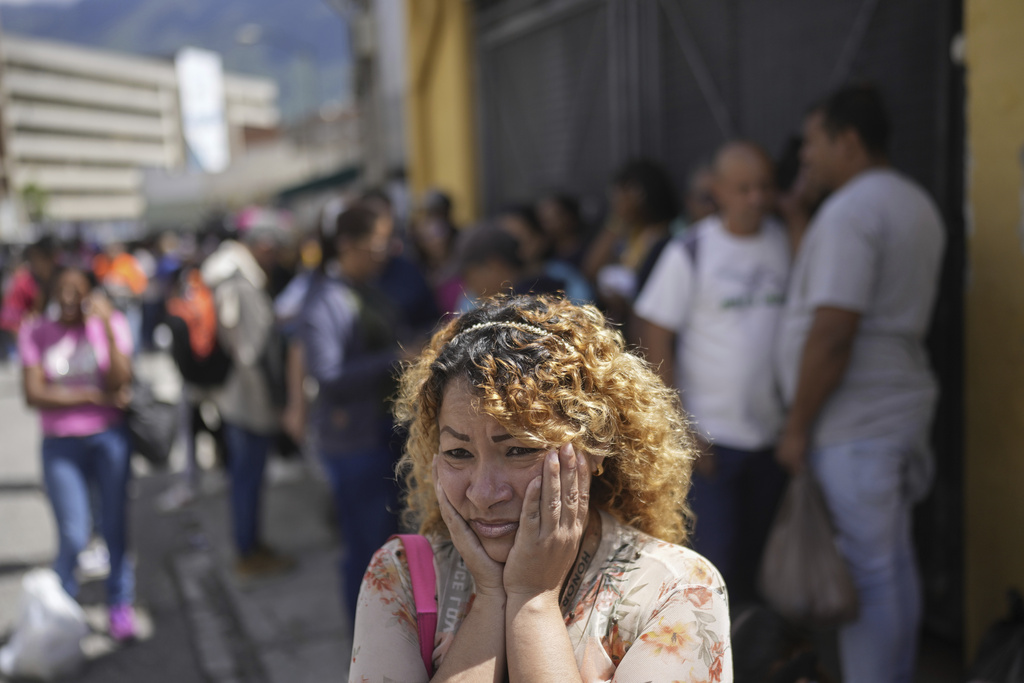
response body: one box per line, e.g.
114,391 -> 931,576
559,509 -> 602,617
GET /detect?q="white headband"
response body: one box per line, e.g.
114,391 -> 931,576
451,321 -> 573,352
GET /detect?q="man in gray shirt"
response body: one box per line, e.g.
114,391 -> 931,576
775,85 -> 945,683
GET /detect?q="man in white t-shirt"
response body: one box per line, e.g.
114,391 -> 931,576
774,85 -> 945,683
635,141 -> 790,605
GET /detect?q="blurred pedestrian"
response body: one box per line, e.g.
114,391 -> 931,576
273,233 -> 322,451
775,136 -> 824,255
201,222 -> 294,578
363,188 -> 440,334
458,225 -> 564,311
18,267 -> 137,640
583,159 -> 679,324
1,237 -> 58,359
498,204 -> 593,305
535,191 -> 591,268
775,84 -> 945,683
681,163 -> 718,229
411,189 -> 463,314
298,204 -> 405,620
158,264 -> 232,512
635,141 -> 790,606
93,243 -> 148,352
140,233 -> 182,351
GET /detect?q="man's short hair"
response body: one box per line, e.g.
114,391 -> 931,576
813,84 -> 889,157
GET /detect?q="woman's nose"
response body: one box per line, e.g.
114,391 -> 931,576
465,464 -> 513,510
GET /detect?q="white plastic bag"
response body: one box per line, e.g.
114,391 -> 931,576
0,568 -> 89,680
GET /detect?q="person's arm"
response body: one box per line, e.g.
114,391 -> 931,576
430,594 -> 507,682
318,350 -> 399,403
631,242 -> 720,473
634,317 -> 676,390
281,339 -> 308,445
88,294 -> 132,392
1,269 -> 35,332
301,295 -> 399,404
503,445 -> 590,682
348,537 -> 489,683
776,306 -> 860,473
22,364 -> 106,410
581,221 -> 626,283
348,534 -> 507,683
633,315 -> 714,476
429,460 -> 508,682
631,239 -> 692,381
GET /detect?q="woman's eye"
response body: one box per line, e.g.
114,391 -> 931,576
443,448 -> 472,460
507,446 -> 542,458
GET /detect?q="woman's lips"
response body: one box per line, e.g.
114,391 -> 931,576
470,520 -> 519,539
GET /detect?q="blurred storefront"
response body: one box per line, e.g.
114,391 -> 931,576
402,0 -> 1024,659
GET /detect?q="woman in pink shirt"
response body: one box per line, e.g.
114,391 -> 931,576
18,267 -> 137,641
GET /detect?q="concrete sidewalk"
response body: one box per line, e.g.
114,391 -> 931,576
0,357 -> 353,683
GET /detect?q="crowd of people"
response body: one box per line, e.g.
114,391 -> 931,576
0,82 -> 946,683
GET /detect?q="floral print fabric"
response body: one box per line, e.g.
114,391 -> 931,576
349,510 -> 732,682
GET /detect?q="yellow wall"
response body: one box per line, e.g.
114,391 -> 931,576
964,0 -> 1024,652
405,0 -> 479,226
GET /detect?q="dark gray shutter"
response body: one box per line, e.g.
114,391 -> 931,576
474,0 -> 963,642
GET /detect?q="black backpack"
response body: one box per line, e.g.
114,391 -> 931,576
165,314 -> 232,388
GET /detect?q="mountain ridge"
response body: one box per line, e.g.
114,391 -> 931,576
0,0 -> 352,121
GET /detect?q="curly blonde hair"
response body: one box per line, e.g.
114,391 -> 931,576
393,294 -> 697,545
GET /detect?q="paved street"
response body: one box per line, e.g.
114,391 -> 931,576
0,355 -> 352,682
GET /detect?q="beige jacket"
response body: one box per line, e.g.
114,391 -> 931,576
201,240 -> 280,435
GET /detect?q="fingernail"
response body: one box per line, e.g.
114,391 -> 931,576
565,445 -> 576,469
547,450 -> 558,466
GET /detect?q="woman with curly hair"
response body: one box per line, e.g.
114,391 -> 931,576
349,295 -> 732,682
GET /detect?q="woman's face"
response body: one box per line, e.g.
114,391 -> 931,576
339,215 -> 393,283
610,184 -> 643,226
55,270 -> 89,325
536,199 -> 571,241
499,214 -> 548,265
436,379 -> 550,563
413,216 -> 452,266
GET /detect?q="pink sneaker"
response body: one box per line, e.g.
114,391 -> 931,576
108,604 -> 137,642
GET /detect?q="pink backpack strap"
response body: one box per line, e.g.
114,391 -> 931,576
389,534 -> 437,677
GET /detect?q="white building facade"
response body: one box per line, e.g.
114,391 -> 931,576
0,33 -> 279,226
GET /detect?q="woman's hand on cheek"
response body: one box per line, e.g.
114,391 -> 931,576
433,457 -> 505,597
502,443 -> 590,600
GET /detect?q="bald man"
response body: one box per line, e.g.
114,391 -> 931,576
634,141 -> 790,606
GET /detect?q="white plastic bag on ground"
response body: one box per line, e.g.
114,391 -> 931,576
0,568 -> 89,680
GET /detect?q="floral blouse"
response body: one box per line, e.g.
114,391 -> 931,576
349,510 -> 732,682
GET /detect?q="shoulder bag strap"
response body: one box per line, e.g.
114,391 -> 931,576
389,534 -> 438,677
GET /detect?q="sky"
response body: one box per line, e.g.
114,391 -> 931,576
0,0 -> 353,120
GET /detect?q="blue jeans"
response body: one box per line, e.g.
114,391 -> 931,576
688,444 -> 787,605
320,448 -> 399,622
811,434 -> 923,683
42,426 -> 134,605
223,422 -> 271,555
